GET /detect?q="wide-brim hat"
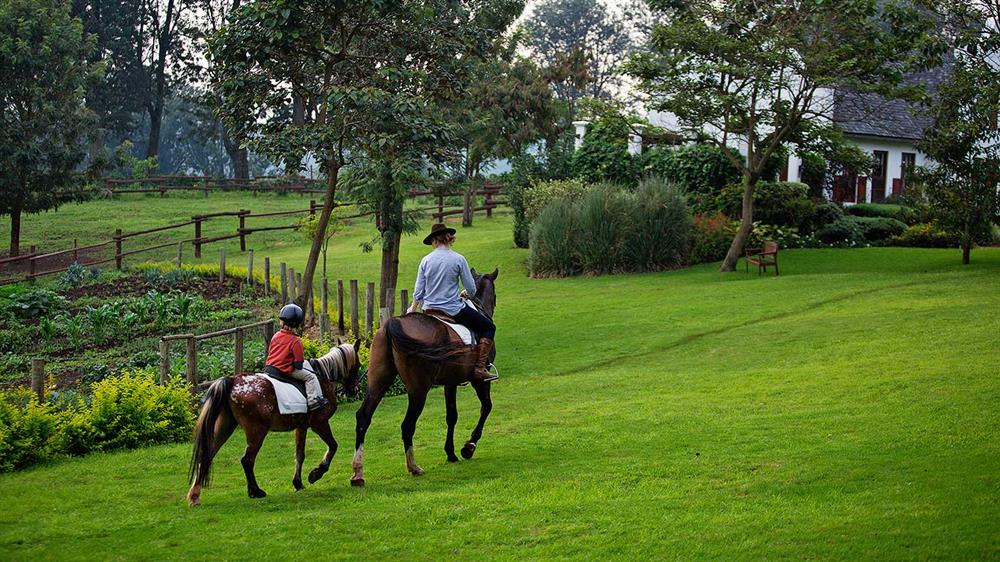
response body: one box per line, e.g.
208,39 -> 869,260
423,223 -> 456,245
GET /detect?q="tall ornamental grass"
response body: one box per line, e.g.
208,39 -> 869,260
529,179 -> 692,277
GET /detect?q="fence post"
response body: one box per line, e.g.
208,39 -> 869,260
263,320 -> 275,352
350,280 -> 359,338
320,278 -> 330,339
297,272 -> 304,304
219,247 -> 226,282
365,282 -> 374,339
385,286 -> 395,318
28,257 -> 36,281
194,217 -> 202,258
264,257 -> 271,296
379,307 -> 389,328
438,193 -> 444,219
73,239 -> 79,262
185,336 -> 197,385
239,210 -> 249,252
247,250 -> 254,287
159,339 -> 170,384
31,359 -> 45,403
280,262 -> 288,303
309,199 -> 317,215
401,289 -> 409,314
234,328 -> 244,376
114,228 -> 123,270
486,190 -> 493,217
337,280 -> 345,334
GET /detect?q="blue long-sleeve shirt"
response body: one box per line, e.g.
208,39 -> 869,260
412,247 -> 477,316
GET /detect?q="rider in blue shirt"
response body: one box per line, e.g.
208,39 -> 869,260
408,223 -> 498,382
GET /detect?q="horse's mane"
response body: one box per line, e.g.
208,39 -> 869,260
309,344 -> 354,382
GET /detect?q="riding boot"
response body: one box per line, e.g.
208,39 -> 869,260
471,338 -> 498,383
291,368 -> 329,411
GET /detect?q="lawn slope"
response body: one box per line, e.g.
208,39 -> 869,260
0,208 -> 997,560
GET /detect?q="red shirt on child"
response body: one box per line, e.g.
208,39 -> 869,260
266,328 -> 304,374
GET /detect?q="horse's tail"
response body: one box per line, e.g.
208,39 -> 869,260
189,376 -> 235,489
384,316 -> 468,363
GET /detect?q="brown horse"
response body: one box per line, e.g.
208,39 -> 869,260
187,341 -> 361,506
351,269 -> 498,486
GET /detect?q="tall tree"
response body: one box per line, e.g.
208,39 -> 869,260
0,0 -> 97,256
527,0 -> 636,102
627,0 -> 940,271
211,0 -> 524,314
916,0 -> 1000,264
140,0 -> 191,159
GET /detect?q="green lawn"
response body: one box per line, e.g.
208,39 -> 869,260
1,199 -> 998,560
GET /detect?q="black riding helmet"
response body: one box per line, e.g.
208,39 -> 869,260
279,303 -> 304,328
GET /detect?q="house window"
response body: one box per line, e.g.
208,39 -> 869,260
901,153 -> 916,178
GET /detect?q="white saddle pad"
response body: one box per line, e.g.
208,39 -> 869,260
433,318 -> 474,345
256,359 -> 316,415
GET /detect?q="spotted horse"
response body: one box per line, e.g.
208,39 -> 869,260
187,342 -> 361,506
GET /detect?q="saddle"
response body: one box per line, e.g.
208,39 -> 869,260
422,309 -> 476,345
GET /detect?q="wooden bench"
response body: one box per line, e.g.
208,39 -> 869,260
745,240 -> 779,276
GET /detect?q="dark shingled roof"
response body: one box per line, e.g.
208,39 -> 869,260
833,64 -> 949,141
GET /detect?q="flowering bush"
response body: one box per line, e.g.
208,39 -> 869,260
690,213 -> 736,264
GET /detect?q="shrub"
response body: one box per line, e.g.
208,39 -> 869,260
641,144 -> 741,210
57,262 -> 101,289
691,213 -> 736,264
0,390 -> 62,472
529,181 -> 694,277
808,201 -> 845,232
798,152 -> 828,199
506,138 -> 576,248
529,199 -> 581,277
816,215 -> 908,245
891,223 -> 960,248
523,179 -> 591,223
846,203 -> 916,224
3,289 -> 67,320
717,181 -> 814,228
571,119 -> 639,186
82,371 -> 195,452
629,178 -> 692,271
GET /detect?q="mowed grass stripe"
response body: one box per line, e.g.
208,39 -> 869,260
0,205 -> 997,559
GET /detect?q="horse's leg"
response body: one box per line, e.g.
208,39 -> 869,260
308,417 -> 338,484
352,331 -> 394,487
402,389 -> 429,476
292,427 -> 306,491
241,425 -> 268,499
444,385 -> 459,462
461,381 -> 493,460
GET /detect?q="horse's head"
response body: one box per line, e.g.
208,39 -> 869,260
471,267 -> 499,318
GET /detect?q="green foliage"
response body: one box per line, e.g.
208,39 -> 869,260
507,137 -> 577,247
529,181 -> 693,276
523,179 -> 592,224
846,203 -> 916,224
0,0 -> 98,254
3,289 -> 67,320
891,223 -> 960,248
56,263 -> 101,289
641,145 -> 742,211
0,390 -> 62,472
816,216 -> 908,245
691,213 -> 736,264
717,181 -> 816,230
798,152 -> 829,199
571,120 -> 638,186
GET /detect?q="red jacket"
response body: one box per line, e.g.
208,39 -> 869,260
266,328 -> 304,374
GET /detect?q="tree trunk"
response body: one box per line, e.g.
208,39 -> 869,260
379,227 -> 402,309
962,244 -> 970,265
462,188 -> 474,227
720,174 -> 757,272
9,206 -> 22,257
295,163 -> 339,318
146,102 -> 163,159
222,127 -> 249,180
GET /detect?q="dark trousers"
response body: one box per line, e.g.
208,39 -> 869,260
453,304 -> 496,339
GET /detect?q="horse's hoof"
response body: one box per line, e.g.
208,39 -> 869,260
460,442 -> 476,459
248,488 -> 267,499
446,454 -> 460,463
293,479 -> 304,491
350,477 -> 365,487
187,495 -> 201,507
409,466 -> 425,476
308,468 -> 325,484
